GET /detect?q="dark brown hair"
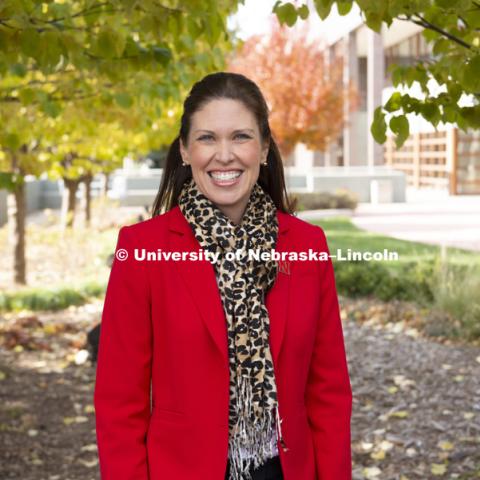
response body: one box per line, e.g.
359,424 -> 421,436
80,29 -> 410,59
151,71 -> 296,217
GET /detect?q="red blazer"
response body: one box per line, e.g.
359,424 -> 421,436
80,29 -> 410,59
94,205 -> 352,480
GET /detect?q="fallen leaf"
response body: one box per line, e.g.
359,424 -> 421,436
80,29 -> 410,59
431,463 -> 447,475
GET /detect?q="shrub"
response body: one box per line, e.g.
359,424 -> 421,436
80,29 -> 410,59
333,260 -> 387,297
332,252 -> 480,340
0,282 -> 106,313
290,189 -> 358,211
431,261 -> 480,341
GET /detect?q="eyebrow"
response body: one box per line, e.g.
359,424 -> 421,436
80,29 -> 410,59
194,129 -> 255,134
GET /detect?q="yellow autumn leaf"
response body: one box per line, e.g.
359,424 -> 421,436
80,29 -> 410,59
371,450 -> 386,460
463,412 -> 475,420
361,441 -> 374,451
438,441 -> 454,451
363,466 -> 382,478
431,463 -> 447,475
43,324 -> 58,335
391,410 -> 409,418
388,386 -> 398,394
379,440 -> 394,451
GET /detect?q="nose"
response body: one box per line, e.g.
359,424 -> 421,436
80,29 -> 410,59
216,139 -> 234,162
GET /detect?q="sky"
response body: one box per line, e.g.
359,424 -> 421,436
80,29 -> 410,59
226,0 -> 364,44
226,1 -> 278,40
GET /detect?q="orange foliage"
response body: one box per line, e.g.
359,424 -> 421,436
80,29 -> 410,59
227,17 -> 359,159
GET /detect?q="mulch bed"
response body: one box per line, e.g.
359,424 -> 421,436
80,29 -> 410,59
0,295 -> 479,479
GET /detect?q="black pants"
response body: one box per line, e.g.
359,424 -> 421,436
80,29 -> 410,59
224,455 -> 284,480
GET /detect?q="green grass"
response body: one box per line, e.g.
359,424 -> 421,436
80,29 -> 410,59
0,281 -> 107,312
312,216 -> 480,271
310,216 -> 480,341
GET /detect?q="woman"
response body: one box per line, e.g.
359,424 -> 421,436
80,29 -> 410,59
94,72 -> 352,480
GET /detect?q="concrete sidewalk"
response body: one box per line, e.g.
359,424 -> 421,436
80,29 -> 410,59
297,188 -> 480,252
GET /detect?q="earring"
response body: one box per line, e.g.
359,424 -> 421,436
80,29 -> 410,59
182,159 -> 188,166
262,159 -> 268,166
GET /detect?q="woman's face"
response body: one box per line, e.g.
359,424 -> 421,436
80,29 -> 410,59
180,98 -> 269,225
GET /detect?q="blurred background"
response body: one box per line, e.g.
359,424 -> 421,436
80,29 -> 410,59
0,1 -> 479,479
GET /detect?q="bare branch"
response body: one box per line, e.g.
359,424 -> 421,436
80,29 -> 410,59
413,13 -> 473,49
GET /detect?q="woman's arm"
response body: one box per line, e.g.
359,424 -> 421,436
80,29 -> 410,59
305,226 -> 353,480
94,226 -> 152,480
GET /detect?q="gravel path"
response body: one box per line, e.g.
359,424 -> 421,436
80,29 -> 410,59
0,296 -> 479,480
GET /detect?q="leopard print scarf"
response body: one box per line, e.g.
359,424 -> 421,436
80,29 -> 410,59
178,177 -> 288,480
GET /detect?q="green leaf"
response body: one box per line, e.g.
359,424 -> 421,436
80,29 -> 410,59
275,2 -> 298,26
460,106 -> 480,128
442,104 -> 457,123
421,102 -> 441,127
152,46 -> 172,66
115,92 -> 133,108
37,31 -> 63,70
0,172 -> 17,191
448,83 -> 463,103
391,66 -> 404,87
41,100 -> 62,118
461,55 -> 480,92
365,12 -> 382,32
389,115 -> 410,148
313,0 -> 334,20
2,133 -> 21,150
371,106 -> 387,144
298,4 -> 309,19
384,91 -> 403,112
434,0 -> 455,8
337,1 -> 353,16
96,27 -> 126,59
433,38 -> 450,55
10,63 -> 27,77
19,88 -> 37,105
19,27 -> 42,59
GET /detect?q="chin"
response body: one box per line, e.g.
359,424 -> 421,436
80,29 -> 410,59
210,191 -> 247,207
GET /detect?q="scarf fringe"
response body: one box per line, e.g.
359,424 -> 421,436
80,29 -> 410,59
227,373 -> 278,480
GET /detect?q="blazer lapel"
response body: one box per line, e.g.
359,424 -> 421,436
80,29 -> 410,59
167,205 -> 291,368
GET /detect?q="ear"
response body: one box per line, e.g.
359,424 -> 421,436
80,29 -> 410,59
179,138 -> 187,162
261,139 -> 270,160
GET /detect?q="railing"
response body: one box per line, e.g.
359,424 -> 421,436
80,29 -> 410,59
457,129 -> 480,194
384,128 -> 480,194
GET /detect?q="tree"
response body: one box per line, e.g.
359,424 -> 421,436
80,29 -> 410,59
0,102 -> 53,284
228,17 -> 358,159
272,0 -> 480,147
0,0 -> 247,284
0,1 -> 239,108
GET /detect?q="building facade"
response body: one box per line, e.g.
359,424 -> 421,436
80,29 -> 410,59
299,2 -> 480,195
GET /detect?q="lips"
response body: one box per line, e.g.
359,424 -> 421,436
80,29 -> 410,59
207,169 -> 244,186
208,169 -> 243,173
208,170 -> 243,180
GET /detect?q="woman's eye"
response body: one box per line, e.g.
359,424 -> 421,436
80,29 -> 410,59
198,133 -> 251,141
236,133 -> 251,140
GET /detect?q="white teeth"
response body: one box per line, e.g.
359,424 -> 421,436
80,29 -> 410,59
210,171 -> 242,180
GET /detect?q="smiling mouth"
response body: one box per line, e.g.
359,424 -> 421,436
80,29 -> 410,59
207,170 -> 243,181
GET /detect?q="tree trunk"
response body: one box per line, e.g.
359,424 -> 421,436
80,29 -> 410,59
84,173 -> 93,227
62,177 -> 80,228
103,172 -> 110,197
7,180 -> 26,285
